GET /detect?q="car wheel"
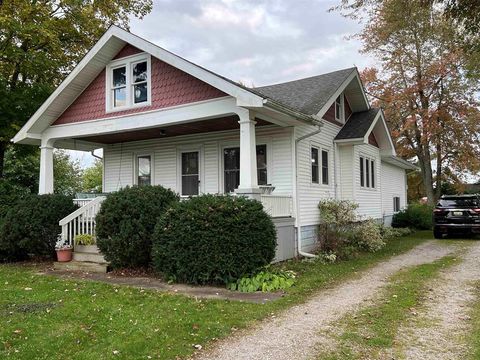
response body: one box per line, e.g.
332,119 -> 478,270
433,229 -> 443,239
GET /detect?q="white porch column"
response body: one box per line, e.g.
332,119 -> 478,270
39,144 -> 54,194
235,110 -> 261,199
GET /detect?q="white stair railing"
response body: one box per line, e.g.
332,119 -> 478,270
59,196 -> 106,245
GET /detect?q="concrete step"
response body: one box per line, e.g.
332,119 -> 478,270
73,252 -> 107,263
74,245 -> 100,254
54,261 -> 108,273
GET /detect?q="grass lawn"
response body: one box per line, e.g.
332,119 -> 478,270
468,281 -> 480,360
316,254 -> 460,360
0,231 -> 431,359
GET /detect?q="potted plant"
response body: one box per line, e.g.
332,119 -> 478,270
55,236 -> 73,262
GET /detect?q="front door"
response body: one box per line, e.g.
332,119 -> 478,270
181,151 -> 199,196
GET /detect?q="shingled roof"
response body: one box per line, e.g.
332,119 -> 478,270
335,108 -> 380,140
253,68 -> 356,115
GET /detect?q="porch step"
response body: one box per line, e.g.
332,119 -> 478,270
54,261 -> 108,273
72,252 -> 107,263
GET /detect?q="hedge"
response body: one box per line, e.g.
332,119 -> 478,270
152,194 -> 277,285
392,202 -> 433,230
95,185 -> 179,268
0,194 -> 78,262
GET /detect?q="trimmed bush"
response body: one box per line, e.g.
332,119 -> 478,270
392,202 -> 433,230
152,194 -> 277,285
0,194 -> 78,262
96,186 -> 179,269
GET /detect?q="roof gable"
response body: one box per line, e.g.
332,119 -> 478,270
53,44 -> 227,125
254,68 -> 356,115
13,26 -> 265,144
335,108 -> 396,156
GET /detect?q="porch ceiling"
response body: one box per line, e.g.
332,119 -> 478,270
77,116 -> 272,144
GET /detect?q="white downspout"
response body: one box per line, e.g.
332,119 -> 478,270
295,122 -> 323,258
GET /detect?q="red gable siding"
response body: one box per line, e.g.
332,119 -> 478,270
53,45 -> 227,125
369,132 -> 379,147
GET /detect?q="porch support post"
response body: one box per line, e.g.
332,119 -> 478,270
236,110 -> 261,200
39,143 -> 54,194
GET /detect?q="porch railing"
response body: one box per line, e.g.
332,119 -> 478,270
260,194 -> 294,218
60,196 -> 106,245
73,198 -> 94,208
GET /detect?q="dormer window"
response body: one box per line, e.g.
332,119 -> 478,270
335,95 -> 343,121
106,53 -> 151,112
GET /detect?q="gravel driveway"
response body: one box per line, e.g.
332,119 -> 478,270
386,240 -> 480,359
194,241 -> 456,360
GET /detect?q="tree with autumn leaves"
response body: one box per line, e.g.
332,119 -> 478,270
336,0 -> 480,204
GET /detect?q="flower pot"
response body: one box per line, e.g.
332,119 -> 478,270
56,249 -> 73,262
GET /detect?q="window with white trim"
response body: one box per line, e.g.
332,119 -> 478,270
106,54 -> 151,111
335,95 -> 343,121
136,155 -> 151,186
321,150 -> 329,185
360,156 -> 375,189
311,147 -> 319,184
223,145 -> 269,193
393,196 -> 401,212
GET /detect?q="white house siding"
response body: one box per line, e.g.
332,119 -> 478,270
381,161 -> 407,225
353,144 -> 382,219
295,121 -> 339,227
294,122 -> 340,252
103,126 -> 294,195
338,145 -> 354,201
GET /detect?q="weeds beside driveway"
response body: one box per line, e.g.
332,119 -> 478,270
0,232 -> 430,359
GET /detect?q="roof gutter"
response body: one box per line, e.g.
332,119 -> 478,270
263,99 -> 322,126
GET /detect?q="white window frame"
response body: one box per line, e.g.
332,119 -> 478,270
177,146 -> 204,197
393,196 -> 401,212
335,94 -> 344,122
359,154 -> 376,190
310,142 -> 330,187
133,152 -> 154,186
105,53 -> 152,113
219,140 -> 271,194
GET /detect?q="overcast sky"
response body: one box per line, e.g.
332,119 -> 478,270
73,0 -> 373,167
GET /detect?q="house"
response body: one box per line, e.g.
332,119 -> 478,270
12,26 -> 416,262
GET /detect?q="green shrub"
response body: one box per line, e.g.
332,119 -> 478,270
392,203 -> 433,230
152,194 -> 277,285
74,234 -> 96,246
348,219 -> 385,252
318,199 -> 359,257
227,268 -> 295,292
96,186 -> 178,269
0,194 -> 78,262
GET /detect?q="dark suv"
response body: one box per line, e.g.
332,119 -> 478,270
433,194 -> 480,238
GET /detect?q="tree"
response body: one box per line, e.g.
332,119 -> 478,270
82,159 -> 103,193
336,0 -> 480,204
0,0 -> 152,178
53,150 -> 83,197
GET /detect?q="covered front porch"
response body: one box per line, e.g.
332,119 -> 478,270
39,98 -> 298,250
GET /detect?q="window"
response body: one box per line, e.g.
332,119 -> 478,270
137,155 -> 151,186
360,157 -> 364,187
360,156 -> 375,189
107,54 -> 151,111
335,95 -> 343,121
321,150 -> 329,185
181,151 -> 199,196
311,147 -> 319,184
393,197 -> 401,212
257,144 -> 267,185
223,145 -> 269,193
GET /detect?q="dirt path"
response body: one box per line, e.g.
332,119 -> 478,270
384,241 -> 480,360
193,241 -> 455,360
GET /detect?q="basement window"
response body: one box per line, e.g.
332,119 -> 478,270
106,54 -> 151,112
